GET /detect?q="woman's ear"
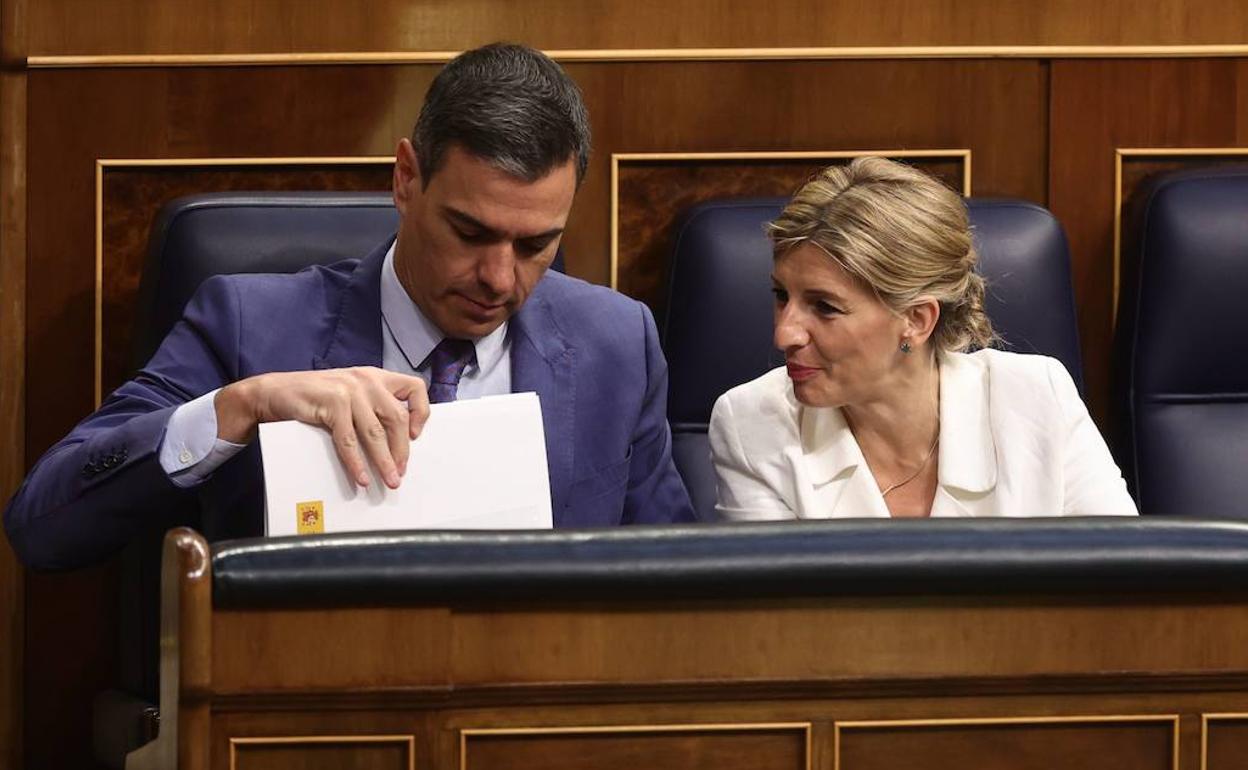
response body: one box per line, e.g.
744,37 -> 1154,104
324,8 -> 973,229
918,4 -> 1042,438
903,297 -> 941,347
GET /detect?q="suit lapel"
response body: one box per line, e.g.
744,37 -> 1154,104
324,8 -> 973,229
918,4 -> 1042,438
799,405 -> 890,518
509,284 -> 576,524
312,238 -> 392,370
932,351 -> 997,517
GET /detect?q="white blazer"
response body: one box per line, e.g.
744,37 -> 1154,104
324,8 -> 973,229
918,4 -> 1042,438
708,349 -> 1138,519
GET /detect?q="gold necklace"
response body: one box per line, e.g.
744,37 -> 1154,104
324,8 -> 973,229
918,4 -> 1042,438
879,428 -> 939,497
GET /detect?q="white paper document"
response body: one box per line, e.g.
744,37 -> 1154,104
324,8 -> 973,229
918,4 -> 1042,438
260,392 -> 552,536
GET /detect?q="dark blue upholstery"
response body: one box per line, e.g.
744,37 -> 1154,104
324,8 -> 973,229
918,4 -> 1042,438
1118,166 -> 1248,517
663,197 -> 1084,521
212,518 -> 1248,608
132,191 -> 566,371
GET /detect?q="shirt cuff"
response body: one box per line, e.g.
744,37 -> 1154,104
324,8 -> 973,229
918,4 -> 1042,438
159,389 -> 248,488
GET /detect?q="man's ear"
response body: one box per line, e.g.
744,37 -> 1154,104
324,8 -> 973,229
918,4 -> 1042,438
392,138 -> 422,215
903,297 -> 941,347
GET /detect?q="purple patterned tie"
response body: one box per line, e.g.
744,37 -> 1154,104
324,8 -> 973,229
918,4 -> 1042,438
424,338 -> 476,404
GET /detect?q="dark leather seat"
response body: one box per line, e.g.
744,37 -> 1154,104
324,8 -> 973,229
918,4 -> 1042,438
663,197 -> 1085,521
1116,166 -> 1248,517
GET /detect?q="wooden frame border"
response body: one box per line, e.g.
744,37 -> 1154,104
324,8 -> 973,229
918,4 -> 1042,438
93,155 -> 394,405
833,714 -> 1181,770
459,722 -> 812,770
609,148 -> 971,289
229,734 -> 416,770
28,45 -> 1248,69
1112,147 -> 1248,323
1200,713 -> 1248,770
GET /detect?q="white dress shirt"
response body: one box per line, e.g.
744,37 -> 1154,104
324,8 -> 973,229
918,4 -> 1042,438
709,348 -> 1139,519
158,243 -> 511,485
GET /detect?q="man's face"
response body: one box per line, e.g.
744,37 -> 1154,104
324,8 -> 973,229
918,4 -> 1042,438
392,140 -> 577,339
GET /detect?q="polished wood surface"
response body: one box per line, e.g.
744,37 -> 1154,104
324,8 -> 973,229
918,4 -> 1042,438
1203,717 -> 1248,770
136,530 -> 1248,770
1048,58 -> 1248,422
615,155 -> 965,314
0,0 -> 26,765
462,727 -> 808,770
99,163 -> 391,395
231,738 -> 413,770
23,0 -> 1248,56
837,719 -> 1175,770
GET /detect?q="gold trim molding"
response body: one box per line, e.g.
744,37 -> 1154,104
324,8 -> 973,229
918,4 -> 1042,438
229,734 -> 416,770
460,722 -> 812,770
29,44 -> 1248,69
93,156 -> 394,405
610,148 -> 971,289
834,714 -> 1181,770
1112,147 -> 1248,324
1200,713 -> 1248,770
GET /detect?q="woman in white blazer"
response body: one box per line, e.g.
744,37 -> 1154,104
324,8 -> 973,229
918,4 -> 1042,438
709,158 -> 1137,520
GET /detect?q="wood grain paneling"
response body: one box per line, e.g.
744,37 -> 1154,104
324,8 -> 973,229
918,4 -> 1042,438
462,726 -> 808,770
837,718 -> 1175,770
230,736 -> 414,770
23,0 -> 1248,57
212,608 -> 451,693
0,0 -> 26,763
99,162 -> 391,396
615,154 -> 965,316
1049,58 -> 1248,423
1203,716 -> 1248,770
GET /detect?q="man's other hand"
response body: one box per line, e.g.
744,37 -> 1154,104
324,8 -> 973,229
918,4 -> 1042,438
214,368 -> 431,489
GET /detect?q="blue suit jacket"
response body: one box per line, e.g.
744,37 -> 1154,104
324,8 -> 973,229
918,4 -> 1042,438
5,242 -> 694,569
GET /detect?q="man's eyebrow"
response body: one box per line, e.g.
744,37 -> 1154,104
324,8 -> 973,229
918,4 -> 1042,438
442,205 -> 565,241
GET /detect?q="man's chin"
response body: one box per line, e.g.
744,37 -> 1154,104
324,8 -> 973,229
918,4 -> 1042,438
441,313 -> 509,340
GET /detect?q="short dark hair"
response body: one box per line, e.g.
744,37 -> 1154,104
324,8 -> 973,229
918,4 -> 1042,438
412,43 -> 592,187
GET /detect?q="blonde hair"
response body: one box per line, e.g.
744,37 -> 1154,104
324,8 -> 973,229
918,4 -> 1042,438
768,156 -> 995,352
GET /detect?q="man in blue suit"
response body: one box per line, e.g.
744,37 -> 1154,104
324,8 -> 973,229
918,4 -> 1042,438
5,43 -> 695,569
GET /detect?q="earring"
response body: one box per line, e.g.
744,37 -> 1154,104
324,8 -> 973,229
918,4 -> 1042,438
900,340 -> 912,354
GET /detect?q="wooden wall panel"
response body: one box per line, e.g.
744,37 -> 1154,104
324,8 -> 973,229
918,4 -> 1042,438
0,0 -> 27,766
836,718 -> 1175,770
615,154 -> 966,317
1048,59 -> 1248,422
99,163 -> 392,396
461,726 -> 808,770
230,736 -> 414,770
1204,716 -> 1248,770
23,0 -> 1248,57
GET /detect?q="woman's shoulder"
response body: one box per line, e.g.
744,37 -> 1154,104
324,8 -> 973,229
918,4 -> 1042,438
714,366 -> 795,412
951,348 -> 1079,407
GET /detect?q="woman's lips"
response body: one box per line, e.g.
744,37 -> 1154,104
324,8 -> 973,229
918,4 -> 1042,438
786,362 -> 820,381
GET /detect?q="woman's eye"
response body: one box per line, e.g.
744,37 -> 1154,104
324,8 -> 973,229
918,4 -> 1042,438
771,288 -> 788,304
815,301 -> 842,316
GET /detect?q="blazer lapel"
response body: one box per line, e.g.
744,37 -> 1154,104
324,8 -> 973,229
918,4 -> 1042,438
932,352 -> 998,517
509,284 -> 575,524
312,238 -> 392,370
799,405 -> 890,518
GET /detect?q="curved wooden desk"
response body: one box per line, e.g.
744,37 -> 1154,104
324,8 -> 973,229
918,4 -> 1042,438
128,519 -> 1248,770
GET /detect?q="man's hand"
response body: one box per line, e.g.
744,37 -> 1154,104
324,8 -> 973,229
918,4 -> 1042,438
214,368 -> 430,489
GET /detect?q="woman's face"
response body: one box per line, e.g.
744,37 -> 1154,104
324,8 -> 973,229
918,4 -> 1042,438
772,243 -> 910,408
